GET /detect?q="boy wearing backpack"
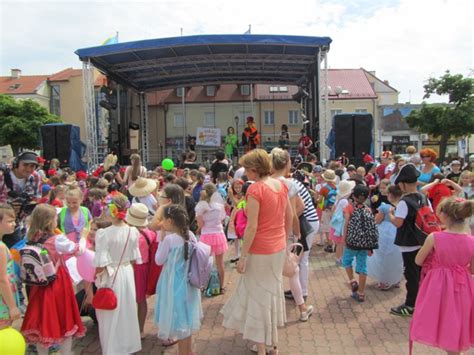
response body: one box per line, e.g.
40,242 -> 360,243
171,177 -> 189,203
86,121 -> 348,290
388,163 -> 436,317
342,185 -> 379,303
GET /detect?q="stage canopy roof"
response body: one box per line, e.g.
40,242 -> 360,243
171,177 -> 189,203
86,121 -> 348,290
75,34 -> 332,91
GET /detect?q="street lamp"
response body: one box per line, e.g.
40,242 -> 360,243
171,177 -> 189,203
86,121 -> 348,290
234,115 -> 240,158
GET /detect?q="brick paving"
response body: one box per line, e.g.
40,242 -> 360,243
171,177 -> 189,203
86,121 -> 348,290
22,245 -> 451,354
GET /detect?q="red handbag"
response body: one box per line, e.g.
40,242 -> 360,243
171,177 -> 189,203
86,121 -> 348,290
92,228 -> 131,310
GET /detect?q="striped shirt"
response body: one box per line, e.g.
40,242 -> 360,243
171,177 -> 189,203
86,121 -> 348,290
291,179 -> 319,222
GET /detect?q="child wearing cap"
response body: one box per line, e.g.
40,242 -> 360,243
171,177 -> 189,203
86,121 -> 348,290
389,163 -> 424,317
446,160 -> 462,183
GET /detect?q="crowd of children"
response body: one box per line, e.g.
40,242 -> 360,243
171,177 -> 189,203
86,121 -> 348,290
0,148 -> 472,355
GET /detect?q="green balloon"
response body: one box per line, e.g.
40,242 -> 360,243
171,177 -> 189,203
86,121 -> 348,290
162,158 -> 174,171
0,327 -> 26,355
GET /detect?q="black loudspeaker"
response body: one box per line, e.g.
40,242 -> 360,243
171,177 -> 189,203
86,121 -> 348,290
41,124 -> 72,165
334,114 -> 373,167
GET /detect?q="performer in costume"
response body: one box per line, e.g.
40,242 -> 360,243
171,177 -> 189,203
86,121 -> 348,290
242,116 -> 260,153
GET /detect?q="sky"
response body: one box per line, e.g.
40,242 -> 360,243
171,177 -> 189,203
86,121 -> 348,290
0,0 -> 472,104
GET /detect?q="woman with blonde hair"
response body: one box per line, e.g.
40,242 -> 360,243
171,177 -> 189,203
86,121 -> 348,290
221,149 -> 292,355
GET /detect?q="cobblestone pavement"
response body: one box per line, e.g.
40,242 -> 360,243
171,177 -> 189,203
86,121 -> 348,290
23,245 -> 454,354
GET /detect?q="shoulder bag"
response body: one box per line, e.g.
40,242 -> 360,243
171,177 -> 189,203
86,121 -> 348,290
92,227 -> 131,310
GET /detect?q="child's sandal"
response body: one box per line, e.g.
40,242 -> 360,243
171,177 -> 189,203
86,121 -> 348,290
351,292 -> 365,302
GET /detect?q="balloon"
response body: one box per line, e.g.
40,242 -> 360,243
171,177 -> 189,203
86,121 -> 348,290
0,327 -> 26,355
161,158 -> 174,171
76,249 -> 96,282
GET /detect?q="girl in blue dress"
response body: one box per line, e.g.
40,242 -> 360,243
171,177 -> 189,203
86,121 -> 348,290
367,185 -> 404,290
155,204 -> 202,355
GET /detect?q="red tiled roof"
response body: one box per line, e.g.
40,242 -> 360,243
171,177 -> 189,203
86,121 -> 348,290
327,69 -> 377,99
48,68 -> 82,82
147,85 -> 252,105
0,75 -> 49,95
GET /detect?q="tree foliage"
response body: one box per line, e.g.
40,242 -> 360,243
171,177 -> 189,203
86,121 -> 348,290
0,94 -> 61,154
407,71 -> 474,161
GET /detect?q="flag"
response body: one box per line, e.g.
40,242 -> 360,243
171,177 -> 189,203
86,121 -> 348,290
244,25 -> 251,35
102,32 -> 119,45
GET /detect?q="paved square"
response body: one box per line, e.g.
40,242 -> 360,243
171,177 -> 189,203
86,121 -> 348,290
66,244 -> 451,354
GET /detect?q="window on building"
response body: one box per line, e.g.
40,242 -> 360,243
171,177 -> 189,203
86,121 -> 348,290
355,108 -> 368,113
240,84 -> 250,96
176,87 -> 185,97
269,86 -> 279,93
174,113 -> 184,127
269,86 -> 289,93
264,111 -> 275,125
279,86 -> 288,92
288,110 -> 299,125
331,109 -> 343,118
50,84 -> 61,116
206,86 -> 216,97
204,112 -> 215,127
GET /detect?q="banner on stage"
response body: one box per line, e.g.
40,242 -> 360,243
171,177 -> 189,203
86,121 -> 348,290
196,127 -> 221,147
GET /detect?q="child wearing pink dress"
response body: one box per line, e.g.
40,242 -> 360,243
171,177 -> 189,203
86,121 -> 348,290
195,183 -> 228,292
411,197 -> 474,354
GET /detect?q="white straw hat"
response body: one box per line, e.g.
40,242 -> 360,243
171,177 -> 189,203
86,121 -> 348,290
128,177 -> 157,198
337,180 -> 356,199
125,203 -> 148,227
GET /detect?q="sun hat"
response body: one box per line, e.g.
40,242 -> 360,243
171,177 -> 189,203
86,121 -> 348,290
394,163 -> 420,185
128,177 -> 157,198
450,160 -> 461,166
125,203 -> 148,227
337,180 -> 356,199
322,169 -> 337,183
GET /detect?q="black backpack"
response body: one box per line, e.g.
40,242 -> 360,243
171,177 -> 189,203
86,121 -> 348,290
346,203 -> 379,250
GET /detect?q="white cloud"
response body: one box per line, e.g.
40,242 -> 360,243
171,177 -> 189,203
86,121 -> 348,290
0,0 -> 472,103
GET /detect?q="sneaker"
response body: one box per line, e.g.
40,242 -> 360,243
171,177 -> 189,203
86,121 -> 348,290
300,305 -> 314,322
230,257 -> 240,263
390,304 -> 414,317
284,290 -> 293,299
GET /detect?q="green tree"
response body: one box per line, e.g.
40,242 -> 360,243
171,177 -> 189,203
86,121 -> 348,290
0,94 -> 61,154
407,71 -> 474,161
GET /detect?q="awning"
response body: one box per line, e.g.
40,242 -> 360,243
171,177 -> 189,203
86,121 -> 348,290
75,34 -> 331,91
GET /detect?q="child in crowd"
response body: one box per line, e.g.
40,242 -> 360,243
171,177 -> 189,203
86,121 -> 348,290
155,204 -> 202,355
330,180 -> 356,264
367,185 -> 404,290
87,188 -> 108,218
459,170 -> 473,199
129,177 -> 158,216
389,163 -> 423,317
410,197 -> 474,354
342,184 -> 378,302
38,184 -> 52,204
21,204 -> 85,355
93,193 -> 142,355
317,169 -> 338,252
216,172 -> 229,200
126,203 -> 157,339
420,175 -> 463,212
0,204 -> 20,329
227,181 -> 251,263
58,187 -> 92,243
48,185 -> 66,208
192,172 -> 205,203
370,178 -> 390,212
195,184 -> 228,293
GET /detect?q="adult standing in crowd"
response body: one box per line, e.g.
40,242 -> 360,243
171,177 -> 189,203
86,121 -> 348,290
182,151 -> 199,170
221,149 -> 292,355
0,151 -> 42,247
118,153 -> 147,188
418,148 -> 441,186
209,150 -> 229,183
